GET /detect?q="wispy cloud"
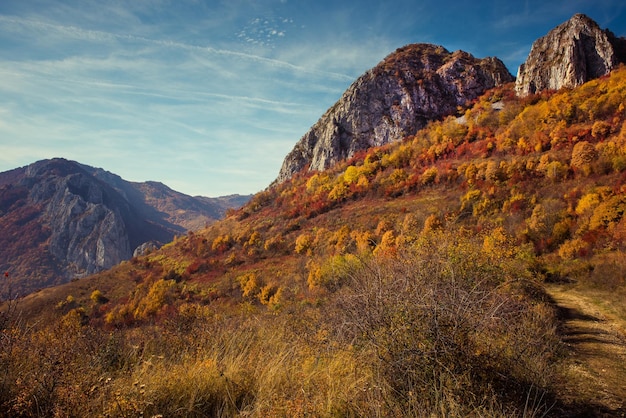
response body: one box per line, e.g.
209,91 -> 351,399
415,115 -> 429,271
0,14 -> 355,82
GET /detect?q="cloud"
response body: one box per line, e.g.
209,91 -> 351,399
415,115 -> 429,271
235,16 -> 293,47
0,14 -> 355,84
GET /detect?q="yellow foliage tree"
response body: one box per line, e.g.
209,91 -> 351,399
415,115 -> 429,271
571,141 -> 597,175
353,230 -> 376,255
421,214 -> 443,235
558,238 -> 589,259
575,193 -> 601,216
589,195 -> 626,231
343,166 -> 360,184
133,279 -> 176,320
263,234 -> 285,253
328,181 -> 349,201
482,227 -> 514,261
211,234 -> 233,253
421,166 -> 438,185
330,225 -> 353,254
373,230 -> 396,257
258,284 -> 278,305
294,233 -> 313,255
90,289 -> 107,305
238,272 -> 260,298
460,189 -> 481,215
544,161 -> 568,182
591,120 -> 611,139
307,254 -> 360,291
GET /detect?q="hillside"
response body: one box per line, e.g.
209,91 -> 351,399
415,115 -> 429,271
0,158 -> 250,296
3,63 -> 626,416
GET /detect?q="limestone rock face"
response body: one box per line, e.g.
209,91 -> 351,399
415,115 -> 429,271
133,241 -> 162,257
19,160 -> 147,281
515,14 -> 626,96
276,44 -> 513,183
0,158 -> 250,296
38,173 -> 132,277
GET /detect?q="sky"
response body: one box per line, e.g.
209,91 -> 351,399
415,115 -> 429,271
1,1 -> 625,197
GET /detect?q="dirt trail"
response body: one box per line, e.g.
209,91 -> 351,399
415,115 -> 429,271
545,284 -> 626,417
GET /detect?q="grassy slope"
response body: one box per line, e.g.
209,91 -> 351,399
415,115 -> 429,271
2,66 -> 626,416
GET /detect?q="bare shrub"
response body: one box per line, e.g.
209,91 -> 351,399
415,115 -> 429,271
327,233 -> 559,415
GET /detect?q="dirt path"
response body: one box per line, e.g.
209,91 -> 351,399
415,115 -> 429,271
545,284 -> 626,417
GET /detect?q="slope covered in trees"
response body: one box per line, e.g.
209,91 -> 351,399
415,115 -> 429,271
2,66 -> 626,416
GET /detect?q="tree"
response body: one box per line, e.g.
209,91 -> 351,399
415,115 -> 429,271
591,120 -> 611,140
90,289 -> 108,305
571,141 -> 597,175
589,196 -> 626,231
211,234 -> 233,254
295,233 -> 313,255
421,167 -> 438,185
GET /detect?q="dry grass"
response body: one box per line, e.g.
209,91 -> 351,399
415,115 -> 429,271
0,231 -> 562,417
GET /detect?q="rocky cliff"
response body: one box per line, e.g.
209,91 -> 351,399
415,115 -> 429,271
0,158 -> 250,296
516,14 -> 626,96
276,44 -> 513,182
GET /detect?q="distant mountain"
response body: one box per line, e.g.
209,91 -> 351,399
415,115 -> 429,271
79,164 -> 250,231
0,158 -> 250,296
516,13 -> 626,96
275,43 -> 513,183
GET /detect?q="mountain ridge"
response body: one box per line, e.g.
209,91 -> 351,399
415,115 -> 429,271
0,158 -> 250,296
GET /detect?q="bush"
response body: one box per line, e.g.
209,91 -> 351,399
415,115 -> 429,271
558,238 -> 590,260
327,234 -> 559,415
571,141 -> 597,175
90,289 -> 108,304
294,233 -> 312,255
306,254 -> 361,291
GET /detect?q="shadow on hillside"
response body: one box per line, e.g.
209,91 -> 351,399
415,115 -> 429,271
550,404 -> 626,418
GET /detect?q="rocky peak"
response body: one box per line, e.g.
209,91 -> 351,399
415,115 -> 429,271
23,160 -> 134,279
0,158 -> 250,296
275,44 -> 513,183
515,14 -> 626,96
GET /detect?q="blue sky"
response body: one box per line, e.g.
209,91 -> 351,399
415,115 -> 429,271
1,1 -> 625,197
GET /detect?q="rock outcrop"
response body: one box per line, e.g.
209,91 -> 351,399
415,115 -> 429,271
276,44 -> 513,182
35,170 -> 133,277
516,14 -> 626,96
0,158 -> 250,296
133,241 -> 161,257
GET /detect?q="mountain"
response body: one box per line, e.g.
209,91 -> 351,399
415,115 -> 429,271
516,13 -> 626,96
4,17 -> 626,417
79,164 -> 250,231
9,64 -> 626,417
0,158 -> 250,295
275,43 -> 513,183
